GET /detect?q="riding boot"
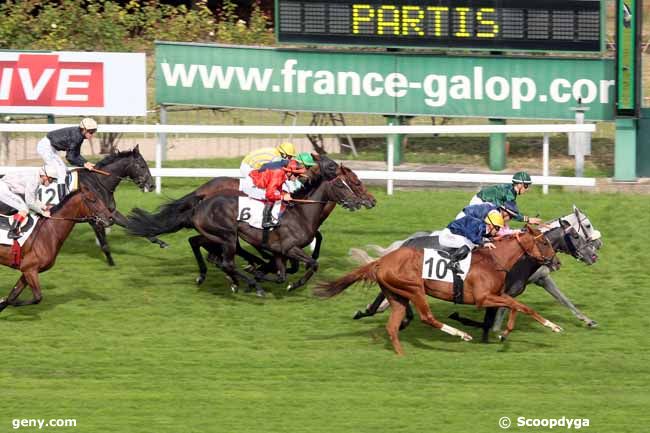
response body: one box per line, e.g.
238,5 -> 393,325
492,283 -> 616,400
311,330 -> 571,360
261,202 -> 277,229
449,245 -> 470,274
7,218 -> 22,240
57,183 -> 68,201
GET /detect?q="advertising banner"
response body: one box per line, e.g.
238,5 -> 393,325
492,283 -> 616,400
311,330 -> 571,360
156,42 -> 615,120
0,51 -> 147,116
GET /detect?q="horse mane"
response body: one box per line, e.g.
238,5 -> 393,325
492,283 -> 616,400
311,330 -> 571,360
50,190 -> 82,214
95,149 -> 136,169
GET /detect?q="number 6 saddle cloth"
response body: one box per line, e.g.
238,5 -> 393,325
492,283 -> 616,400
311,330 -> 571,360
237,197 -> 284,230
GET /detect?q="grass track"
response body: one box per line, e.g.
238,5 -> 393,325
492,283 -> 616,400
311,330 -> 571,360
1,180 -> 649,433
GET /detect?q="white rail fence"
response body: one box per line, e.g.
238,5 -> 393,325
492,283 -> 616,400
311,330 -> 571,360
0,123 -> 596,195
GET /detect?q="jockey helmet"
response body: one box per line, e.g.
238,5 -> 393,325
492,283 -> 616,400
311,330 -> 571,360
79,117 -> 98,132
276,142 -> 297,158
512,171 -> 532,185
295,152 -> 316,167
283,159 -> 306,175
499,201 -> 520,218
40,163 -> 60,180
484,210 -> 505,228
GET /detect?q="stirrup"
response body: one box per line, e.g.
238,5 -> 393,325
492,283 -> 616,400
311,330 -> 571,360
7,230 -> 22,240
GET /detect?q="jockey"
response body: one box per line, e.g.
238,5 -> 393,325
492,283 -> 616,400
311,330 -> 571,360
239,142 -> 297,178
468,171 -> 542,225
248,159 -> 306,228
456,201 -> 520,236
37,118 -> 97,199
0,164 -> 58,239
440,210 -> 505,273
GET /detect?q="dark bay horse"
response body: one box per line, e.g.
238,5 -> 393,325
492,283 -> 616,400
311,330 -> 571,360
77,146 -> 156,266
126,156 -> 375,292
352,221 -> 597,342
128,159 -> 364,296
0,188 -> 113,313
315,226 -> 559,355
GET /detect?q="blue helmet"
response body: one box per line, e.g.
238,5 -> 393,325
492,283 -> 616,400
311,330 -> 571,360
499,201 -> 520,218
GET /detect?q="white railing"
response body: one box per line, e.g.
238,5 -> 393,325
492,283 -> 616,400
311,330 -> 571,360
0,123 -> 596,194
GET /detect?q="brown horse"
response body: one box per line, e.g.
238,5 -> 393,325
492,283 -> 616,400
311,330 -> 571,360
0,187 -> 113,313
315,226 -> 560,355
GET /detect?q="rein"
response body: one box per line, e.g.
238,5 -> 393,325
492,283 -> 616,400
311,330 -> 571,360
290,198 -> 328,204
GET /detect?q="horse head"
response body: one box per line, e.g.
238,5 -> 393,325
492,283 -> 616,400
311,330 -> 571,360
555,219 -> 598,265
96,144 -> 154,192
573,205 -> 603,250
51,187 -> 114,227
298,155 -> 364,211
519,225 -> 559,270
339,164 -> 376,209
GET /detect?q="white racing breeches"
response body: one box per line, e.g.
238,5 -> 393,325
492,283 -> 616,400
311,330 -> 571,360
0,182 -> 28,213
36,137 -> 67,184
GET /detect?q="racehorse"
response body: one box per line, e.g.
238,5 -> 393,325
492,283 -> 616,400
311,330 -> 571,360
0,187 -> 113,313
315,226 -> 559,355
350,208 -> 601,339
77,146 -> 156,266
126,156 -> 375,292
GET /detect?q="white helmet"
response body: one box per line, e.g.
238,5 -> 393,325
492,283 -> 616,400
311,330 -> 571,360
79,117 -> 98,131
40,164 -> 60,180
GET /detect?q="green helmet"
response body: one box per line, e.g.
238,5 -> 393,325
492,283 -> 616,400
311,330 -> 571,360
512,171 -> 532,185
295,152 -> 316,167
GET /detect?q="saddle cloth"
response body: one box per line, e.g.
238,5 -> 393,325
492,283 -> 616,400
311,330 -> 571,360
407,236 -> 472,282
0,214 -> 40,246
237,197 -> 282,229
35,171 -> 79,207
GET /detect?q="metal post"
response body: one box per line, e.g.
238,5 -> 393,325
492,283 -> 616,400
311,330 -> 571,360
387,134 -> 394,195
156,105 -> 168,194
542,133 -> 549,195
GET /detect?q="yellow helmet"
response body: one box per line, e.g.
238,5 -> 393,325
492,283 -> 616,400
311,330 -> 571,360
484,210 -> 505,228
276,142 -> 297,158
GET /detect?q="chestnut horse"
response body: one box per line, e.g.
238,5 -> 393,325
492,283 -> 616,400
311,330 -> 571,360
315,226 -> 559,355
0,187 -> 113,313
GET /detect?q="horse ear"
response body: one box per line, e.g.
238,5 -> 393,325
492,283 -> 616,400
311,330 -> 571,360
559,218 -> 571,229
134,144 -> 140,154
312,153 -> 321,161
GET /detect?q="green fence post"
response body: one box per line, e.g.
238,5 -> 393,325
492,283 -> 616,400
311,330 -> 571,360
489,118 -> 506,171
47,114 -> 55,124
614,117 -> 637,181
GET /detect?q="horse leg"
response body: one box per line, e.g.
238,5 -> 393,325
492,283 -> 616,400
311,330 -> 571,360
91,221 -> 115,266
499,309 -> 519,342
0,275 -> 27,313
481,308 -> 498,344
353,292 -> 386,320
386,279 -> 472,342
10,271 -> 42,308
384,294 -> 408,356
311,231 -> 323,260
491,307 -> 509,333
283,247 -> 319,292
401,304 -> 414,331
189,235 -> 215,285
476,294 -> 563,336
531,268 -> 598,328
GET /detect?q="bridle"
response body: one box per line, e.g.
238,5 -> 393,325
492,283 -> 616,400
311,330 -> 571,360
514,231 -> 556,266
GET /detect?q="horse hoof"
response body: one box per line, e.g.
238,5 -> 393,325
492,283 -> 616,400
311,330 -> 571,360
586,320 -> 598,328
460,333 -> 473,342
498,334 -> 507,342
159,243 -> 169,249
352,311 -> 364,320
552,325 -> 563,333
195,275 -> 206,285
230,285 -> 238,293
286,283 -> 294,291
256,289 -> 266,298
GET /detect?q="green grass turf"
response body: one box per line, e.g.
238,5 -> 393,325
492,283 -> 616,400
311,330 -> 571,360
1,180 -> 649,433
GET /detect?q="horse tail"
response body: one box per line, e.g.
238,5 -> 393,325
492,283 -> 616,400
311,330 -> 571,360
126,192 -> 202,237
314,261 -> 379,298
348,247 -> 375,265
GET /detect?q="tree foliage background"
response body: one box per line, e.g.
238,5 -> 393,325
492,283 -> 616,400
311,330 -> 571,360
0,0 -> 274,52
